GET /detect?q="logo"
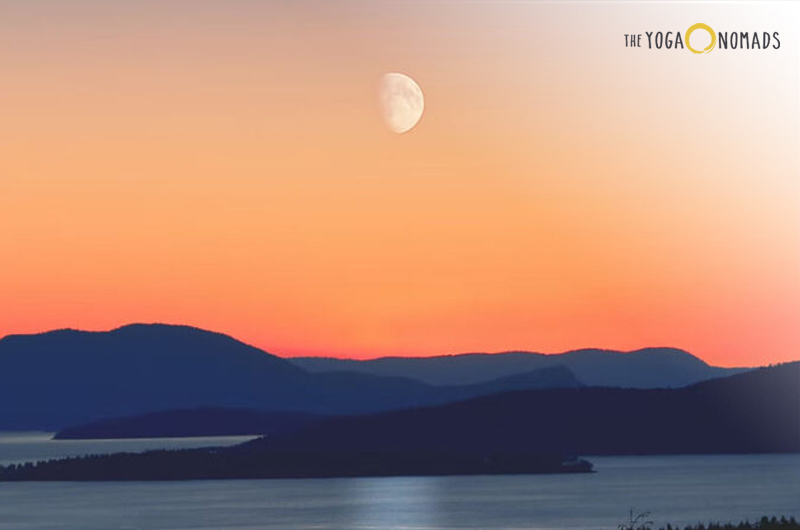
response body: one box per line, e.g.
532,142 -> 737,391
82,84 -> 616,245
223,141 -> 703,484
624,23 -> 780,53
685,23 -> 716,54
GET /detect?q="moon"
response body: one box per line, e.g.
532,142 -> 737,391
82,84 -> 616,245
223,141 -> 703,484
378,73 -> 424,134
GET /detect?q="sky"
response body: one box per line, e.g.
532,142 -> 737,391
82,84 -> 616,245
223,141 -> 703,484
0,1 -> 798,367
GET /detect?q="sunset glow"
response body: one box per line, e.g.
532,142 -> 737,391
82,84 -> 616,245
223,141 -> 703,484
1,1 -> 798,367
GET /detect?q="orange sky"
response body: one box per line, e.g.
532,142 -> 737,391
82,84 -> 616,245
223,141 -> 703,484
0,1 -> 798,366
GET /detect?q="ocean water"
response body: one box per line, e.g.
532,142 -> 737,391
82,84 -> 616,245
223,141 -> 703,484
0,432 -> 257,466
0,433 -> 798,530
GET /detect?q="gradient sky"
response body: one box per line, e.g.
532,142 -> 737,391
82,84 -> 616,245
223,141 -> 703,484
1,1 -> 798,366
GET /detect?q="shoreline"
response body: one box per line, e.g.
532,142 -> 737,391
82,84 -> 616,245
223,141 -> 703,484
0,448 -> 594,482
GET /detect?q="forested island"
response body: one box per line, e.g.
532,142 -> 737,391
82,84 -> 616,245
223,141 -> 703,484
1,362 -> 797,481
0,448 -> 592,481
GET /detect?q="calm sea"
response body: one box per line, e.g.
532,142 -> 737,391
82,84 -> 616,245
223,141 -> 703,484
0,432 -> 797,530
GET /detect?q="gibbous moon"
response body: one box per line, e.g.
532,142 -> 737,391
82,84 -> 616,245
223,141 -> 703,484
379,72 -> 424,134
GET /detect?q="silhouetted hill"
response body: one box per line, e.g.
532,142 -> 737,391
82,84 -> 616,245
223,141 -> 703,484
244,361 -> 800,456
0,324 -> 307,429
291,347 -> 747,388
445,365 -> 581,396
0,324 -> 582,430
54,408 -> 323,439
52,366 -> 581,439
2,364 -> 794,481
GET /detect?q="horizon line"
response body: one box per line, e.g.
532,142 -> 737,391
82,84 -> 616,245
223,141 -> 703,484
0,320 -> 762,368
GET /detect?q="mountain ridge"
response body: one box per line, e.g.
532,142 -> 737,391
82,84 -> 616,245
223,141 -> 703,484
50,365 -> 583,439
0,323 -> 584,430
246,361 -> 800,456
290,346 -> 746,387
291,345 -> 707,363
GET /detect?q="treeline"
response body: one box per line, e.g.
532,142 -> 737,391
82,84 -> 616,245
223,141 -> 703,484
614,514 -> 799,530
0,447 -> 593,481
659,517 -> 799,530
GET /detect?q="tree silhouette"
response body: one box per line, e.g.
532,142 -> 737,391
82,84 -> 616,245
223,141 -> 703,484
619,509 -> 654,530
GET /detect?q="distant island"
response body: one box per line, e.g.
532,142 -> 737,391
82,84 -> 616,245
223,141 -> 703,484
0,324 -> 589,431
1,362 -> 796,481
290,346 -> 748,387
0,448 -> 593,481
0,323 -> 795,481
0,323 -> 747,432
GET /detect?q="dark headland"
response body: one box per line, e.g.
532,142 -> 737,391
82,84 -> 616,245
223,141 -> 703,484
0,362 -> 796,481
0,449 -> 593,481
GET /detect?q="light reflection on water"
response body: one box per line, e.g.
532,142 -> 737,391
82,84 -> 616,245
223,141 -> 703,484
0,434 -> 798,530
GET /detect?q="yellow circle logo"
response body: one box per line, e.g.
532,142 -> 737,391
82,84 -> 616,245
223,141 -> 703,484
686,23 -> 716,54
